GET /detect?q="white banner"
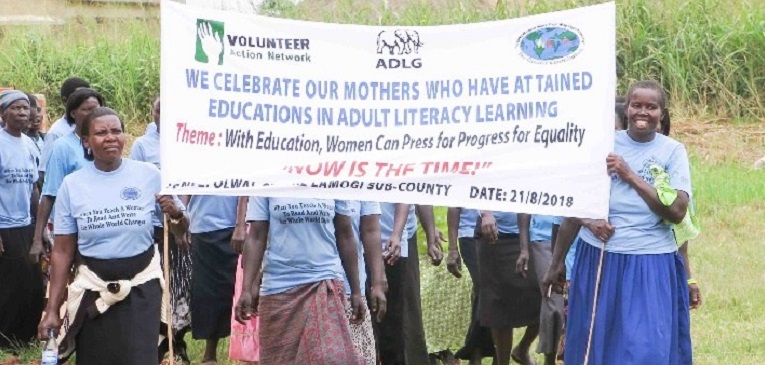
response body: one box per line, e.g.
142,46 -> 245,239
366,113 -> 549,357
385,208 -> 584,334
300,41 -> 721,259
160,0 -> 615,218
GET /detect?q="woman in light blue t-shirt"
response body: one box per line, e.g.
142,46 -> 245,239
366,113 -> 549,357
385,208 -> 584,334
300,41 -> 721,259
544,81 -> 693,365
0,90 -> 44,349
236,197 -> 365,365
38,107 -> 189,365
33,88 -> 104,263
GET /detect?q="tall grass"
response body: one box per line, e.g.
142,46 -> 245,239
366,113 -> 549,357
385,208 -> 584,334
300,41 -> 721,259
0,0 -> 763,129
0,19 -> 160,135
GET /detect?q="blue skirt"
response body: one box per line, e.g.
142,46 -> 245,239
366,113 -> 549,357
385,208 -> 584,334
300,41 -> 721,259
565,239 -> 692,365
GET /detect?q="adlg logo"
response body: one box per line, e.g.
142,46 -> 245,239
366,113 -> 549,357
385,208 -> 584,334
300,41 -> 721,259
195,19 -> 225,65
375,29 -> 423,69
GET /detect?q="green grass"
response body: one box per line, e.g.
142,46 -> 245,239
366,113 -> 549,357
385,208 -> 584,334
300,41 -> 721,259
0,19 -> 160,137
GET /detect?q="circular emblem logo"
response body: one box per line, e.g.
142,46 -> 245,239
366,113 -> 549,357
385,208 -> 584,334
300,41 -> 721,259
121,187 -> 141,200
518,24 -> 583,63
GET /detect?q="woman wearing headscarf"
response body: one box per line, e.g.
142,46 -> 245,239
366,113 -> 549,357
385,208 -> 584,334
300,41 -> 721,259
235,197 -> 364,365
0,90 -> 44,349
544,81 -> 693,365
31,88 -> 104,264
37,107 -> 189,365
130,96 -> 194,364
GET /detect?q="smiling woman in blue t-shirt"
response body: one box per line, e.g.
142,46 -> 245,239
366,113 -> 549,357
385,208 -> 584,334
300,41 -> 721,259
544,81 -> 693,365
235,197 -> 365,365
37,107 -> 189,365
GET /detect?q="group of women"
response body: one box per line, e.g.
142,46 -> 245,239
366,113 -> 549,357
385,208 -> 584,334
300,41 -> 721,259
0,78 -> 700,365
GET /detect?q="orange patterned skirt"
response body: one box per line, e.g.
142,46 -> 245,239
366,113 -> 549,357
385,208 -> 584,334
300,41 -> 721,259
258,279 -> 362,365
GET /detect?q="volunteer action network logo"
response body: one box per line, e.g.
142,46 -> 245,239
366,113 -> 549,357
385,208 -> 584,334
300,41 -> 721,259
195,19 -> 225,65
517,24 -> 583,64
375,29 -> 423,69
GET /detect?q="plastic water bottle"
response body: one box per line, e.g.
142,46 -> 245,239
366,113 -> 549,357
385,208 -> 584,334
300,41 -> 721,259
41,329 -> 58,365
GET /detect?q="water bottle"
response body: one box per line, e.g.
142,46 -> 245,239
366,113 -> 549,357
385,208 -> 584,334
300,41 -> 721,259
41,329 -> 58,365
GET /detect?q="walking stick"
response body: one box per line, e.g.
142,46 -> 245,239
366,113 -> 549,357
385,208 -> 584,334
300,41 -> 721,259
583,240 -> 607,365
163,215 -> 175,365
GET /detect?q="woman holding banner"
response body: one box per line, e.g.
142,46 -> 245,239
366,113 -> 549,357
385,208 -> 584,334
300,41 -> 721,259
543,80 -> 693,365
235,197 -> 365,365
38,107 -> 189,364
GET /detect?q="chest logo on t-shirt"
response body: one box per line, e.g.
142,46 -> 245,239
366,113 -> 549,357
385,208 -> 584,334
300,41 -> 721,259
121,187 -> 142,200
636,156 -> 664,185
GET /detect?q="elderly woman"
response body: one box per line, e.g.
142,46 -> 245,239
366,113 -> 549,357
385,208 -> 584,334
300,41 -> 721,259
236,197 -> 364,365
31,88 -> 104,262
37,107 -> 189,364
544,80 -> 693,365
0,90 -> 44,349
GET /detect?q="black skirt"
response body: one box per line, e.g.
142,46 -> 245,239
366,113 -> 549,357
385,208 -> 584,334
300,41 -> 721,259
190,228 -> 238,339
477,234 -> 541,329
454,237 -> 495,359
153,227 -> 193,363
373,256 -> 407,365
0,225 -> 44,349
75,246 -> 162,365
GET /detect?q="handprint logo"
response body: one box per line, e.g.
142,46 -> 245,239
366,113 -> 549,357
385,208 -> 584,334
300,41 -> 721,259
194,19 -> 225,65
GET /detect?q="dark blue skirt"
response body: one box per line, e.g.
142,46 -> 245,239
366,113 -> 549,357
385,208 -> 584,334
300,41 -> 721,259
565,239 -> 692,365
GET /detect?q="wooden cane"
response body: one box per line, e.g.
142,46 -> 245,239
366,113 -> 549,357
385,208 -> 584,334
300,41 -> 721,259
163,215 -> 174,365
583,240 -> 607,365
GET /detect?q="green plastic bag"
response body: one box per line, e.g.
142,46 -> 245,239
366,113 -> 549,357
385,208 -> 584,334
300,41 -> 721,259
649,164 -> 701,245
